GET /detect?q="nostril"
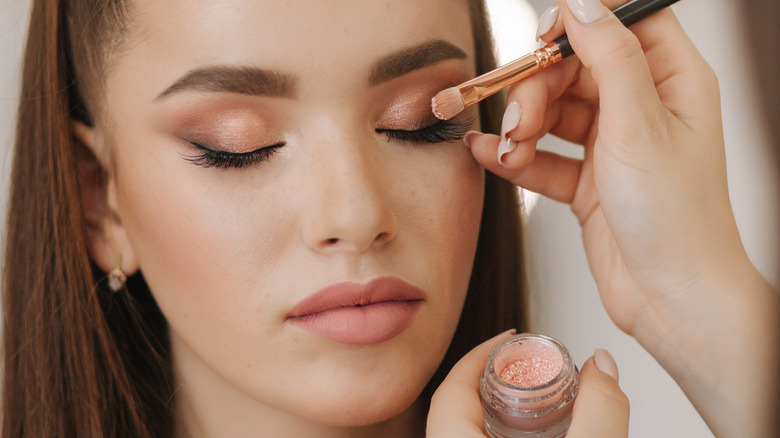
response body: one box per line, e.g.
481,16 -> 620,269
326,238 -> 339,245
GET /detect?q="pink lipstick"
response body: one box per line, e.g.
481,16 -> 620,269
286,276 -> 426,345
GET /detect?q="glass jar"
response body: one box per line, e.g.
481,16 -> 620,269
480,333 -> 580,438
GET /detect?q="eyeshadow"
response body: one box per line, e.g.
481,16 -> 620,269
176,110 -> 281,153
376,90 -> 439,131
373,67 -> 470,131
498,345 -> 563,388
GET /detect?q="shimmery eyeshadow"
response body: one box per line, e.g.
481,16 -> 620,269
481,334 -> 579,436
498,346 -> 562,388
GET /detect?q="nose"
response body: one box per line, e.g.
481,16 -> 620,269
300,136 -> 398,256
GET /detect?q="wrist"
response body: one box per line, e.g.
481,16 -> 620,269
631,250 -> 778,437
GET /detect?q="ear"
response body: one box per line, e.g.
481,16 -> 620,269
71,120 -> 140,277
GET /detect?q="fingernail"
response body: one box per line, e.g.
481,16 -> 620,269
463,130 -> 482,148
500,101 -> 522,139
594,348 -> 619,382
498,137 -> 518,166
566,0 -> 608,24
536,5 -> 560,40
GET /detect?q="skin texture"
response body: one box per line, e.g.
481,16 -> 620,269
73,1 -> 484,437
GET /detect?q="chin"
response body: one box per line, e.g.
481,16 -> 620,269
281,363 -> 430,428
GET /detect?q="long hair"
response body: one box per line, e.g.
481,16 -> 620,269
741,0 -> 780,428
2,0 -> 525,436
742,1 -> 780,167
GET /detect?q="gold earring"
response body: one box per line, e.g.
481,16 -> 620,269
107,267 -> 127,292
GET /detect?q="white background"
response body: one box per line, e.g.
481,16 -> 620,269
1,1 -> 778,437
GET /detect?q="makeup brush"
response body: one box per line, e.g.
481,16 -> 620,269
431,0 -> 682,121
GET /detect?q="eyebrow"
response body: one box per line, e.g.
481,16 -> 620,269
156,66 -> 297,100
368,40 -> 467,86
155,39 -> 467,100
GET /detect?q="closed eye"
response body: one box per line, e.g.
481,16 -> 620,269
377,117 -> 474,144
182,142 -> 284,169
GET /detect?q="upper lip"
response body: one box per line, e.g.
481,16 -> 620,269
286,276 -> 427,318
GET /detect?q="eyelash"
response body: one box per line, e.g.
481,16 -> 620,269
184,118 -> 474,169
377,118 -> 474,144
183,142 -> 284,169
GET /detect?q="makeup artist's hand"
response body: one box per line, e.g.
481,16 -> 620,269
427,332 -> 629,438
463,0 -> 777,436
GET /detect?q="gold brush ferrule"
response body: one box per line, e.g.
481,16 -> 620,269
459,42 -> 563,109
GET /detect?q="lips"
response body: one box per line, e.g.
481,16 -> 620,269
286,276 -> 426,345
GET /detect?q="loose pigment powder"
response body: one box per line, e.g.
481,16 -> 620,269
480,334 -> 580,438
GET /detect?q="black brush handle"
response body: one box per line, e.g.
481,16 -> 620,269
554,0 -> 682,58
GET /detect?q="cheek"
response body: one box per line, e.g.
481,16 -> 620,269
393,144 -> 485,331
112,141 -> 294,346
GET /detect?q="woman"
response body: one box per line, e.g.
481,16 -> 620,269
4,0 -> 526,436
3,1 -> 776,438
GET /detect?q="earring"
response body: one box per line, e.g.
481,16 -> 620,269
107,267 -> 127,292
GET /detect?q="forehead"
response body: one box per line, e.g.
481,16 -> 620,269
114,0 -> 475,92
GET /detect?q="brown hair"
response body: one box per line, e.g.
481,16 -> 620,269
742,1 -> 780,167
741,0 -> 780,426
2,0 -> 525,436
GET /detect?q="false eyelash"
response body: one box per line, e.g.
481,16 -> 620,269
377,117 -> 475,144
183,142 -> 284,169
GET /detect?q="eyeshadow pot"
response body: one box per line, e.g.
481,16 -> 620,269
480,334 -> 580,438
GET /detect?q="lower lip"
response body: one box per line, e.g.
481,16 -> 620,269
288,300 -> 422,345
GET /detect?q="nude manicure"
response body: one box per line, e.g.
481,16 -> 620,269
566,0 -> 608,24
463,130 -> 481,148
536,5 -> 560,40
594,348 -> 619,382
500,101 -> 522,139
498,138 -> 518,166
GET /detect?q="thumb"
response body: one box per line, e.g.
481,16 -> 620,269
561,0 -> 663,134
567,349 -> 630,438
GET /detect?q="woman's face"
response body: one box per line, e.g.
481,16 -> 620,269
95,0 -> 483,428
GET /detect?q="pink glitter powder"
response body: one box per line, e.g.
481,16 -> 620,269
499,348 -> 562,388
481,334 -> 579,436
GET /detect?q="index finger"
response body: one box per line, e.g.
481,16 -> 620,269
540,0 -> 717,127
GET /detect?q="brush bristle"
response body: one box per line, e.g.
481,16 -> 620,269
431,87 -> 465,121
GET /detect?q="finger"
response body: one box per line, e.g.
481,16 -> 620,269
561,0 -> 666,147
628,10 -> 720,128
537,0 -> 716,127
546,94 -> 599,146
519,91 -> 599,148
468,132 -> 582,203
426,329 -> 516,438
537,0 -> 633,43
606,4 -> 718,126
503,95 -> 598,161
502,57 -> 602,145
567,349 -> 630,438
502,57 -> 582,143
